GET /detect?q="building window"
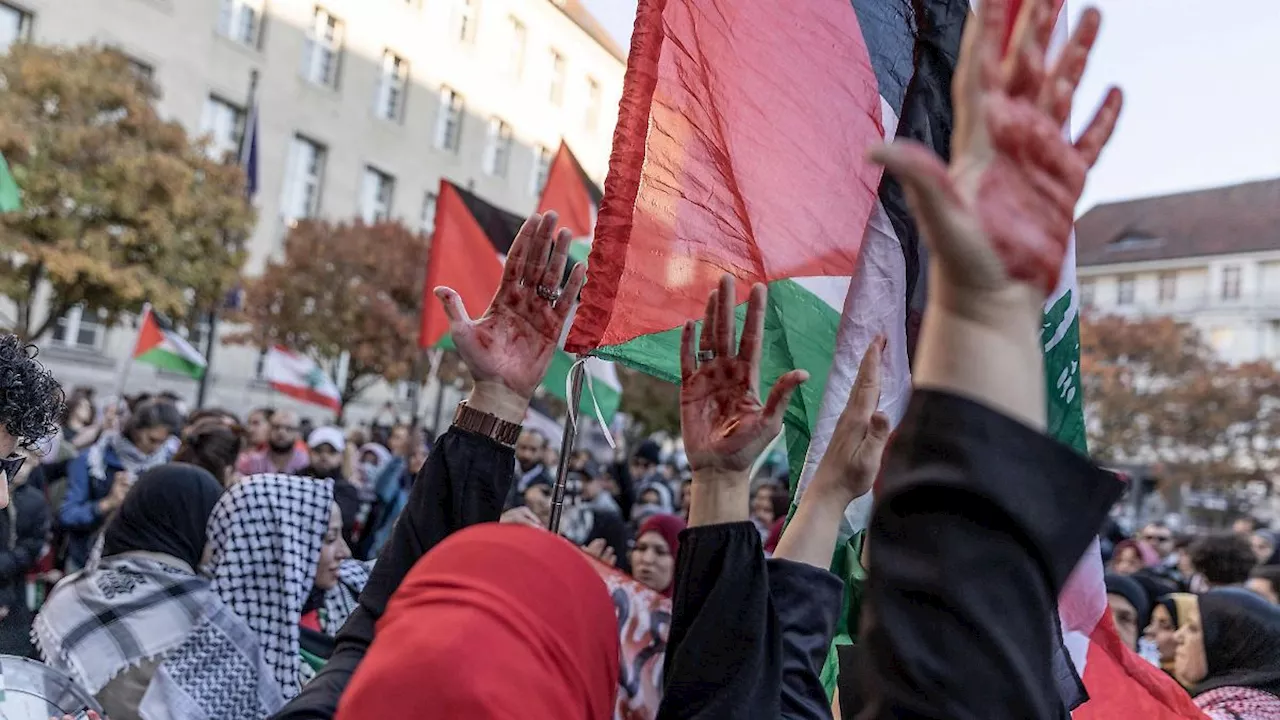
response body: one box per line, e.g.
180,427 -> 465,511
302,7 -> 343,88
1116,275 -> 1135,306
548,50 -> 565,105
281,134 -> 326,222
530,145 -> 552,196
199,96 -> 245,161
483,118 -> 513,178
434,88 -> 464,151
1222,265 -> 1242,300
124,55 -> 154,81
360,166 -> 395,223
50,307 -> 106,351
1079,280 -> 1095,308
1158,272 -> 1177,304
375,51 -> 408,121
507,16 -> 526,78
419,191 -> 437,235
452,0 -> 476,43
0,2 -> 32,54
585,77 -> 601,131
218,0 -> 264,48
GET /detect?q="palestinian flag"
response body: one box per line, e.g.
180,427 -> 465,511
537,142 -> 602,241
0,153 -> 20,212
565,0 -> 1199,716
132,306 -> 206,379
418,180 -> 621,420
263,345 -> 342,411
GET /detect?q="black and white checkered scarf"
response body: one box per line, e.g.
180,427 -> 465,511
320,559 -> 371,637
206,473 -> 334,701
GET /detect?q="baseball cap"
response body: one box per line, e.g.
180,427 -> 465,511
307,426 -> 346,453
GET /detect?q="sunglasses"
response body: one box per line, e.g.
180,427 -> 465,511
0,454 -> 25,483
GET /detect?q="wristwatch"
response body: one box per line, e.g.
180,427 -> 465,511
452,402 -> 522,447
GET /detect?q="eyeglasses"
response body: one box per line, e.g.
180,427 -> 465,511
271,424 -> 300,433
0,454 -> 25,483
1142,534 -> 1172,543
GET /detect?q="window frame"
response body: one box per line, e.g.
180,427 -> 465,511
217,0 -> 265,48
435,87 -> 464,152
374,50 -> 409,122
483,117 -> 513,178
360,165 -> 396,224
1116,274 -> 1136,306
281,134 -> 327,223
0,2 -> 33,54
1221,265 -> 1242,300
200,95 -> 246,161
302,6 -> 344,89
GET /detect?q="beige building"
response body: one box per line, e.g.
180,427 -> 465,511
1076,178 -> 1280,365
1,0 -> 625,422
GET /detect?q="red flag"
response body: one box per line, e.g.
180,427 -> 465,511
537,142 -> 599,240
418,181 -> 522,349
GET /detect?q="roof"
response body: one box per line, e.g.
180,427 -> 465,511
1075,177 -> 1280,267
552,0 -> 628,63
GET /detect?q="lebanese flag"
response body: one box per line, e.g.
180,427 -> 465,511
132,306 -> 206,379
263,345 -> 342,411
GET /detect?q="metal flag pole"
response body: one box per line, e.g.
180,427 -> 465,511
548,359 -> 585,534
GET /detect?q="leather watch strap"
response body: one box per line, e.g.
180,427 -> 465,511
452,402 -> 522,447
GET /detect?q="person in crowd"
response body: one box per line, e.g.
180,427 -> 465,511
0,447 -> 51,656
579,464 -> 621,516
1140,521 -> 1177,563
245,407 -> 274,451
53,388 -> 101,462
1246,565 -> 1280,605
1105,573 -> 1151,651
1109,537 -> 1160,576
630,514 -> 684,597
60,397 -> 182,569
332,524 -> 619,720
356,442 -> 393,488
1190,532 -> 1258,589
360,435 -> 427,561
749,482 -> 789,540
238,409 -> 309,476
205,474 -> 349,701
542,445 -> 560,475
628,439 -> 668,507
174,417 -> 244,487
1173,588 -> 1280,718
510,429 -> 553,503
504,466 -> 631,574
0,336 -> 64,512
301,427 -> 364,551
1147,593 -> 1197,677
272,209 -> 589,718
1249,529 -> 1278,566
36,464 -> 282,720
1232,515 -> 1261,536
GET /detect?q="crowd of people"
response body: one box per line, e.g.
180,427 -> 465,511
0,1 -> 1274,718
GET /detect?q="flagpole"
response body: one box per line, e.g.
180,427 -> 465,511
548,360 -> 584,534
115,304 -> 150,400
197,69 -> 260,409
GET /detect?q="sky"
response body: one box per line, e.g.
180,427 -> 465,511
580,0 -> 1280,213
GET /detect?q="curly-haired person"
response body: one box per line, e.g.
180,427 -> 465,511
0,335 -> 64,509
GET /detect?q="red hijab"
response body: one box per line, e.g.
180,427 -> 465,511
335,524 -> 620,720
635,514 -> 686,597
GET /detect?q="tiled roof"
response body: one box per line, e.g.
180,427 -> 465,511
1075,178 -> 1280,267
552,0 -> 628,62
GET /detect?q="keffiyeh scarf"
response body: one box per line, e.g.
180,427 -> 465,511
206,473 -> 335,701
320,559 -> 371,637
87,432 -> 175,480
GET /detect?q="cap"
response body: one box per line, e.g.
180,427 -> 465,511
308,426 -> 346,453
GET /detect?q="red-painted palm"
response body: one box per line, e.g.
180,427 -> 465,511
434,211 -> 585,400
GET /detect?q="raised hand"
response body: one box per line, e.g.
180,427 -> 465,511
871,0 -> 1121,300
434,211 -> 586,422
680,274 -> 808,490
808,336 -> 891,504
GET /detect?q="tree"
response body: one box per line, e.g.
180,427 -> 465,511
1081,313 -> 1280,490
0,45 -> 253,340
233,220 -> 426,412
619,367 -> 680,436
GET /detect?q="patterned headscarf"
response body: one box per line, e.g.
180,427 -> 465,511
205,473 -> 334,700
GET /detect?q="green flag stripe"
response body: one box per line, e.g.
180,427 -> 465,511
0,154 -> 20,213
136,347 -> 205,378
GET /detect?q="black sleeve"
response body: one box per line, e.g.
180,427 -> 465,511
853,390 -> 1123,720
656,523 -> 842,720
0,489 -> 50,582
589,510 -> 632,575
270,427 -> 515,720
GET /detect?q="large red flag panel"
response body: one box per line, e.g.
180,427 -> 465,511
565,0 -> 886,354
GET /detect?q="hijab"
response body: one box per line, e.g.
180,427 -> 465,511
206,473 -> 335,701
335,524 -> 620,720
101,463 -> 223,569
1192,588 -> 1280,698
635,514 -> 685,598
1112,538 -> 1161,569
1105,573 -> 1152,641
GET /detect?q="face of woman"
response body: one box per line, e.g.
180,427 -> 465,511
1250,533 -> 1275,564
1144,604 -> 1179,664
313,504 -> 351,591
630,531 -> 674,594
1173,612 -> 1207,687
751,487 -> 775,525
72,398 -> 94,425
1110,547 -> 1143,576
247,411 -> 270,446
132,424 -> 172,456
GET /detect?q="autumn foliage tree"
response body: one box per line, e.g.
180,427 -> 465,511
0,45 -> 253,340
234,220 -> 426,410
1081,313 -> 1280,490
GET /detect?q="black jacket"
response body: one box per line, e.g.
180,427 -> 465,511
271,427 -> 513,720
0,477 -> 51,657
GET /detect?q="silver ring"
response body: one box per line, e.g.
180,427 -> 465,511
536,285 -> 562,303
696,350 -> 716,363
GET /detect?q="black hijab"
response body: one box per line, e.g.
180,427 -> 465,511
101,462 -> 223,570
1193,588 -> 1280,697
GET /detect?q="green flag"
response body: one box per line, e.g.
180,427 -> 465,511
0,154 -> 20,212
